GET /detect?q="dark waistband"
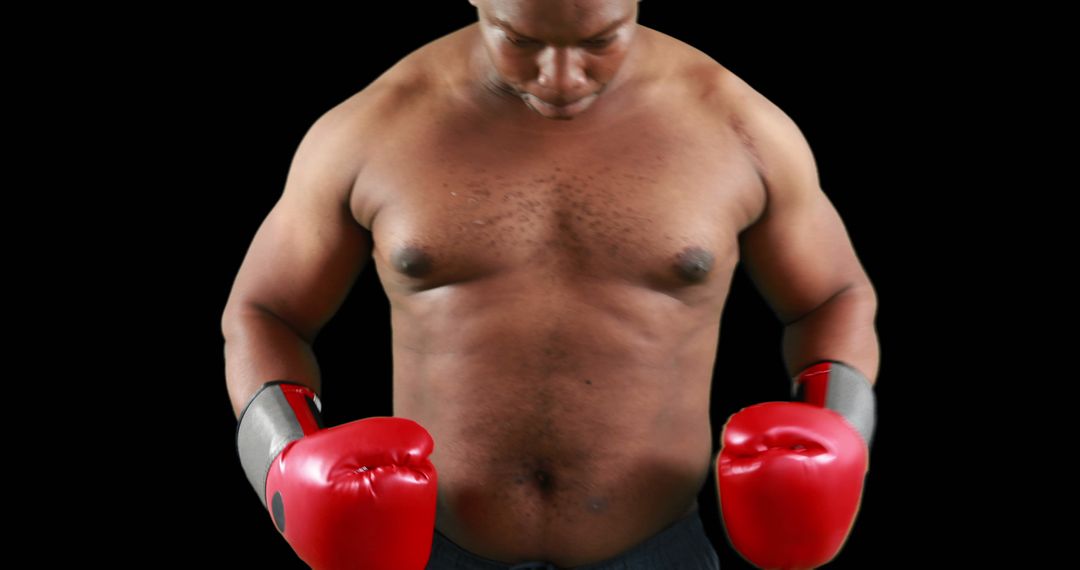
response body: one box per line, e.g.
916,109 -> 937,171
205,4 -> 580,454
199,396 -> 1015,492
431,505 -> 706,570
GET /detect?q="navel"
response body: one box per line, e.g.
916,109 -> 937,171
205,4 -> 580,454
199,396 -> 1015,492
518,458 -> 557,493
534,469 -> 554,491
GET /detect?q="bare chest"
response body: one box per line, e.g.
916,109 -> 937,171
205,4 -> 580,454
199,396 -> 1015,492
351,108 -> 764,302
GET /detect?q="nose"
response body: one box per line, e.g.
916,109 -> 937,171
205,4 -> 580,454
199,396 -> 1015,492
536,46 -> 587,102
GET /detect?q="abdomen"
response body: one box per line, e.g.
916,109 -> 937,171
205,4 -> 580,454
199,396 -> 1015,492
389,279 -> 719,565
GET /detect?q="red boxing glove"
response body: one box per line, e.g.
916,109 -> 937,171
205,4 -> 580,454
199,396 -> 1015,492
716,361 -> 875,569
237,381 -> 438,570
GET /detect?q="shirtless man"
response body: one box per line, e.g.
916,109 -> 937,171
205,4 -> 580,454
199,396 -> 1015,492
223,1 -> 879,568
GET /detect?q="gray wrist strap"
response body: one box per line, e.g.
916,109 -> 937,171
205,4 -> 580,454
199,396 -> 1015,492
235,380 -> 324,508
792,360 -> 876,449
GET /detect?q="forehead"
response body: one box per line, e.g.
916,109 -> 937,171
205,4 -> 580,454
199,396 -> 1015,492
484,0 -> 633,39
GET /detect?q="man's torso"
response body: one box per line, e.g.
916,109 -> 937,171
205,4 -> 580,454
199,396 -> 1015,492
346,23 -> 765,567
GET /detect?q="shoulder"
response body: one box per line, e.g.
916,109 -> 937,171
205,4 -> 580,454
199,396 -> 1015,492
700,65 -> 821,201
295,39 -> 443,190
309,31 -> 467,227
648,39 -> 821,228
349,22 -> 474,115
330,22 -> 478,133
641,29 -> 789,154
276,42 -> 439,231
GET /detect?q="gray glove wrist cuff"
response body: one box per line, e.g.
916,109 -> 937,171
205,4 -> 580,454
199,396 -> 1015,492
235,380 -> 323,508
792,360 -> 876,449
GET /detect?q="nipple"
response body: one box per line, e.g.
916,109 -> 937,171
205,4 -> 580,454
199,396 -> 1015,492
391,245 -> 433,277
673,245 -> 714,282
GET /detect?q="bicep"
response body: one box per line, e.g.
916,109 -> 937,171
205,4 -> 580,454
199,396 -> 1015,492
223,109 -> 371,343
734,91 -> 870,325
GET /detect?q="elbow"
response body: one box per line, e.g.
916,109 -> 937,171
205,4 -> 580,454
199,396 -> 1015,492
221,301 -> 318,347
839,277 -> 878,309
782,280 -> 877,328
220,301 -> 264,339
849,280 -> 878,313
220,302 -> 246,338
843,281 -> 879,329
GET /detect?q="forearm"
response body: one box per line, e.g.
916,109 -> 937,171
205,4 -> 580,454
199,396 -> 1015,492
716,284 -> 878,569
222,305 -> 322,420
781,284 -> 879,385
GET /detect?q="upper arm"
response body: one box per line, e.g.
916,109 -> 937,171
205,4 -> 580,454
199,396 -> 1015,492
728,80 -> 874,325
222,103 -> 372,343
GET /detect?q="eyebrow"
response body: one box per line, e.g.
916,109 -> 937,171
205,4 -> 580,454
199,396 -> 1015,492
491,15 -> 630,40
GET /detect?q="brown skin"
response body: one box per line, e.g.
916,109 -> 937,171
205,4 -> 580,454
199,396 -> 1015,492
222,0 -> 879,566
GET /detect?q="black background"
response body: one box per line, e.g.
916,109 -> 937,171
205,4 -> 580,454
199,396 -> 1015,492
77,2 -> 1033,568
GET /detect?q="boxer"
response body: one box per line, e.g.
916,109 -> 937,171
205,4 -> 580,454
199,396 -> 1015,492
223,1 -> 879,568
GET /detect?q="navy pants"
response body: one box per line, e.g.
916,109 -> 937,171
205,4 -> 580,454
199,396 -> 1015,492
425,506 -> 720,569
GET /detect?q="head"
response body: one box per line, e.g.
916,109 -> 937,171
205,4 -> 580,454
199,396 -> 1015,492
468,0 -> 642,121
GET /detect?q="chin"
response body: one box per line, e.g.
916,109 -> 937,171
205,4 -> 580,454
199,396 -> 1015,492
523,92 -> 597,119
